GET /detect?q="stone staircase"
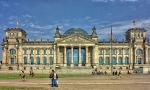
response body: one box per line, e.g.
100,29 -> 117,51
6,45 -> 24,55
55,66 -> 94,74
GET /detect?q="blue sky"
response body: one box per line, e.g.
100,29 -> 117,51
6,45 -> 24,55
0,0 -> 150,58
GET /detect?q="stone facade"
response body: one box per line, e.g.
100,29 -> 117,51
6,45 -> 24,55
1,27 -> 150,73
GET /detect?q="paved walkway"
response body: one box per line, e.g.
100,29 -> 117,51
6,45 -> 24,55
0,75 -> 150,90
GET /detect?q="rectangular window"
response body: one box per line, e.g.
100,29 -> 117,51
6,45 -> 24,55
50,57 -> 53,65
105,49 -> 110,55
24,49 -> 27,55
118,49 -> 122,55
50,48 -> 53,55
44,50 -> 46,55
37,50 -> 40,55
125,49 -> 129,55
112,48 -> 116,55
99,49 -> 103,55
30,49 -> 34,55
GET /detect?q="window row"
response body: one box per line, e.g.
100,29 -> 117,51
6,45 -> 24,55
99,48 -> 129,55
99,57 -> 129,65
23,57 -> 53,65
23,48 -> 53,55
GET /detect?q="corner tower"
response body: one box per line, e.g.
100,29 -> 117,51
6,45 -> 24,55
1,28 -> 27,65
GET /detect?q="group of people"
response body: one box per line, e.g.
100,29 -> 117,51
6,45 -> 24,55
92,68 -> 107,75
19,68 -> 58,87
19,68 -> 34,81
112,71 -> 121,79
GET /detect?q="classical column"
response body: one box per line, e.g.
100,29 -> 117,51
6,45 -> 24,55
71,46 -> 74,67
57,46 -> 60,65
78,46 -> 82,67
122,48 -> 124,65
46,51 -> 49,65
53,45 -> 56,66
146,47 -> 149,64
27,49 -> 30,64
64,46 -> 67,66
85,46 -> 89,66
92,46 -> 95,66
33,49 -> 36,64
116,49 -> 118,64
40,49 -> 43,64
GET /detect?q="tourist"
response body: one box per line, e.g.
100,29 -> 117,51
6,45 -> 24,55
118,71 -> 121,79
29,67 -> 34,77
20,70 -> 25,81
49,70 -> 58,87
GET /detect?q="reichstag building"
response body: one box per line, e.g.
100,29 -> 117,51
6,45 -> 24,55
1,26 -> 150,73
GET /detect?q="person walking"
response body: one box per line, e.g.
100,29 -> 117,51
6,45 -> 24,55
19,70 -> 25,81
49,70 -> 58,87
29,68 -> 34,77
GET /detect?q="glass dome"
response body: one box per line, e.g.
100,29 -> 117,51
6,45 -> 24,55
63,28 -> 88,36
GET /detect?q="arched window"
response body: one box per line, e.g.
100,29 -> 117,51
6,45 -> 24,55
105,57 -> 110,65
99,57 -> 103,65
112,57 -> 116,65
43,57 -> 47,65
10,49 -> 16,54
24,57 -> 27,64
49,57 -> 53,65
136,58 -> 142,64
125,57 -> 129,64
118,57 -> 123,64
30,57 -> 34,65
10,58 -> 15,64
36,57 -> 40,64
136,49 -> 143,54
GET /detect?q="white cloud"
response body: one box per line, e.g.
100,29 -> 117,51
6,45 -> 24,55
92,0 -> 139,2
120,0 -> 138,2
22,14 -> 32,18
29,23 -> 54,30
97,18 -> 150,40
0,1 -> 10,7
92,0 -> 115,2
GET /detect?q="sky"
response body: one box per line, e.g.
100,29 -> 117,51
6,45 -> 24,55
0,0 -> 150,58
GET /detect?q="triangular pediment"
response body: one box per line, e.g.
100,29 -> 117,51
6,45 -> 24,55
56,34 -> 97,44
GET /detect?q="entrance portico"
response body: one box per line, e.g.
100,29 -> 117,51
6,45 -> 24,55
56,45 -> 94,67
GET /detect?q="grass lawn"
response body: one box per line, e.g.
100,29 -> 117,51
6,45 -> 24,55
0,86 -> 47,90
0,72 -> 93,80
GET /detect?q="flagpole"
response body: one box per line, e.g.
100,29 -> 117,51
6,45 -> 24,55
110,26 -> 113,75
16,19 -> 19,28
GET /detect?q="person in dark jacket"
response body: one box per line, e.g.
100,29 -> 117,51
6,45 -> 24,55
49,70 -> 58,87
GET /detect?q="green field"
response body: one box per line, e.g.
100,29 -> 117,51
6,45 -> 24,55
0,86 -> 47,90
0,72 -> 93,80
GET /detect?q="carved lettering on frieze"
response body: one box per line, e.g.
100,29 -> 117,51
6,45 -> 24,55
61,36 -> 91,43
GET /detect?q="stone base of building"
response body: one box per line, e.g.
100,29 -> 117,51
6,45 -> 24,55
1,64 -> 150,74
